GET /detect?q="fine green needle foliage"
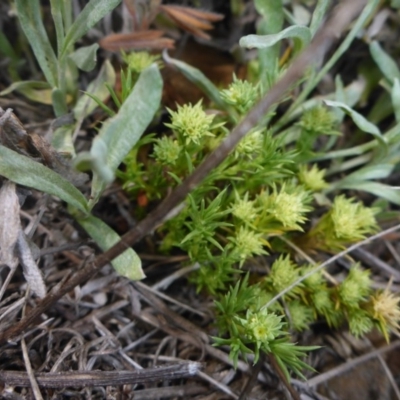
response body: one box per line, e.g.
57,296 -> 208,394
117,0 -> 400,378
118,46 -> 400,375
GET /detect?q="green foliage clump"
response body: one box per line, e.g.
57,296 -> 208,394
114,0 -> 400,379
118,88 -> 398,377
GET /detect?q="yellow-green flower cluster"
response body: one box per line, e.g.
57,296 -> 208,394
298,105 -> 338,135
242,309 -> 283,344
287,301 -> 314,331
370,287 -> 400,341
348,309 -> 373,337
339,265 -> 371,307
331,196 -> 378,241
153,136 -> 181,165
259,185 -> 312,231
166,101 -> 215,145
267,255 -> 300,293
298,164 -> 328,191
305,195 -> 379,252
123,51 -> 161,74
220,75 -> 259,114
229,226 -> 267,264
231,192 -> 258,223
234,130 -> 263,158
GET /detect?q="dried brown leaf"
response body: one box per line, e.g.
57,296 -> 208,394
123,0 -> 162,30
17,231 -> 46,298
100,30 -> 175,51
159,5 -> 224,39
160,5 -> 214,31
175,6 -> 224,22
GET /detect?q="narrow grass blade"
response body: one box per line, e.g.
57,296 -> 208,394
15,0 -> 58,87
324,100 -> 386,146
370,41 -> 400,85
74,60 -> 116,120
163,50 -> 227,110
61,0 -> 121,56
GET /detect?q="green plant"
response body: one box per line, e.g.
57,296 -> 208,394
115,0 -> 400,380
3,0 -> 400,385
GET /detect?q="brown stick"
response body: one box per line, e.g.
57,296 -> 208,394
0,362 -> 202,388
0,0 -> 367,345
268,353 -> 301,400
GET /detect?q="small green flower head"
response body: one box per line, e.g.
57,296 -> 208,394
331,196 -> 379,242
268,255 -> 300,293
166,101 -> 215,145
370,287 -> 400,341
153,136 -> 182,165
348,308 -> 373,337
301,266 -> 324,290
311,289 -> 335,316
339,265 -> 371,307
287,301 -> 314,331
298,105 -> 337,135
260,185 -> 312,231
298,164 -> 328,191
243,309 -> 284,344
234,130 -> 263,158
123,51 -> 161,74
220,75 -> 259,114
229,226 -> 267,264
231,192 -> 258,223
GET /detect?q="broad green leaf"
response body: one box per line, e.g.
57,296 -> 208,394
15,0 -> 58,87
240,26 -> 311,52
90,64 -> 162,206
336,181 -> 400,206
52,87 -> 68,117
74,60 -> 116,120
69,44 -> 99,72
163,51 -> 226,110
52,124 -> 76,156
74,212 -> 144,280
370,41 -> 400,85
0,145 -> 88,213
61,0 -> 121,56
392,78 -> 400,122
73,137 -> 114,183
324,100 -> 386,146
254,0 -> 283,90
0,81 -> 53,104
